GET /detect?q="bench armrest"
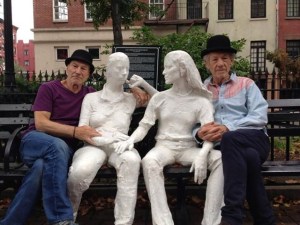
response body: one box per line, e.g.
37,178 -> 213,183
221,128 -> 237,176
4,126 -> 26,172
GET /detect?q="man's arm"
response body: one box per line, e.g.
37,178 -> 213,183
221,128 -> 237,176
34,111 -> 100,144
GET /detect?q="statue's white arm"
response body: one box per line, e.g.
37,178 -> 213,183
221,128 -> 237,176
92,130 -> 129,146
190,140 -> 213,184
190,98 -> 215,184
114,124 -> 151,154
127,74 -> 158,97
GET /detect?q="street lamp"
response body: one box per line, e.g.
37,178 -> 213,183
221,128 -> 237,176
3,0 -> 15,90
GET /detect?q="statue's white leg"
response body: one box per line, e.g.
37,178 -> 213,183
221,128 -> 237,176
67,145 -> 107,220
109,149 -> 141,225
202,149 -> 223,225
142,146 -> 175,225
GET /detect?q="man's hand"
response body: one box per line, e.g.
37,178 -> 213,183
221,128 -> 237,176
190,153 -> 208,184
74,125 -> 101,145
197,122 -> 228,142
130,86 -> 149,107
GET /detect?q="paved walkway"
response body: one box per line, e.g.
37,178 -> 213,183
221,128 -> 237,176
0,191 -> 299,225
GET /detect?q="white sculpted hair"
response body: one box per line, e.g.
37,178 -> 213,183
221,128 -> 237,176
166,50 -> 212,100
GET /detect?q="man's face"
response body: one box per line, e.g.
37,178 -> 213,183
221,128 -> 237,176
205,52 -> 233,79
66,60 -> 90,85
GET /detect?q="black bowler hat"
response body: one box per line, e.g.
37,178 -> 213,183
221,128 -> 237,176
65,49 -> 95,74
201,35 -> 237,58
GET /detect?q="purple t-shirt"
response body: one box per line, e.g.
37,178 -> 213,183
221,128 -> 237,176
23,80 -> 95,148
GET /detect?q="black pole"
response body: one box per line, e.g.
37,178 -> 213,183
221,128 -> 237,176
3,0 -> 15,90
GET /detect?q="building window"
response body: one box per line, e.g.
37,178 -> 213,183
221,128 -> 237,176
87,47 -> 100,60
56,48 -> 68,61
53,0 -> 68,21
250,41 -> 266,73
149,0 -> 164,19
85,4 -> 92,21
287,0 -> 300,17
187,0 -> 202,19
24,60 -> 30,66
286,40 -> 300,58
251,0 -> 266,18
24,50 -> 29,56
218,0 -> 233,20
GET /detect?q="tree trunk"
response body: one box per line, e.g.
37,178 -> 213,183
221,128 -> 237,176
111,0 -> 123,45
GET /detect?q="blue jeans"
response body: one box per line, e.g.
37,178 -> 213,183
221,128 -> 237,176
220,129 -> 276,225
0,131 -> 74,225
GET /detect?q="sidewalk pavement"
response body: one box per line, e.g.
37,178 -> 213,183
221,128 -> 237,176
20,201 -> 300,225
1,190 -> 299,225
0,186 -> 300,225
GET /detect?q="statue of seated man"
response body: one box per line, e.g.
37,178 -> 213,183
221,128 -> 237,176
67,52 -> 157,224
115,50 -> 224,225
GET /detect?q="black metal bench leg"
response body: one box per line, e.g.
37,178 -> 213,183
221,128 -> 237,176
174,177 -> 190,225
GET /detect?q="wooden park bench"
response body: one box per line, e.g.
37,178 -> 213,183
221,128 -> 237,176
0,99 -> 300,224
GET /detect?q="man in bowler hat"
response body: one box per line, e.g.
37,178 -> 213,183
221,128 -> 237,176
195,35 -> 276,225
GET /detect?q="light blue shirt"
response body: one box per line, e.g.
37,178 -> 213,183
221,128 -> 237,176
193,73 -> 268,145
205,73 -> 268,131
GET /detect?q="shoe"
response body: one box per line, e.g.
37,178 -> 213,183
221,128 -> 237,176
51,221 -> 79,225
219,220 -> 232,225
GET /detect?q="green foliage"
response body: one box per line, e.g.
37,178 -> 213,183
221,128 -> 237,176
131,26 -> 250,80
65,0 -> 149,30
15,73 -> 40,93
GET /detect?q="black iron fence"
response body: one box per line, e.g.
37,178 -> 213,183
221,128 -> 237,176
0,70 -> 300,104
250,70 -> 300,99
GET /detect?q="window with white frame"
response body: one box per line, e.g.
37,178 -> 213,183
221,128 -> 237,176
53,0 -> 68,21
149,0 -> 164,19
251,0 -> 266,18
87,47 -> 100,60
250,41 -> 266,73
56,48 -> 68,61
286,40 -> 300,58
287,0 -> 300,17
24,49 -> 29,56
24,60 -> 30,66
218,0 -> 233,20
85,3 -> 92,21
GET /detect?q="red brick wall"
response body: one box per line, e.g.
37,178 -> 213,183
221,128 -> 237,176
278,0 -> 300,50
34,0 -> 147,28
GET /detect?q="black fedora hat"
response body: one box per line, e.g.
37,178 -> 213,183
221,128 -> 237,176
201,35 -> 237,58
65,49 -> 95,74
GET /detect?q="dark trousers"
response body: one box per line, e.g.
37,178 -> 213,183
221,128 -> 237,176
220,129 -> 276,225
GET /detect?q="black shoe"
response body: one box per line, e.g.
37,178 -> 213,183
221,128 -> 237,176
219,220 -> 232,225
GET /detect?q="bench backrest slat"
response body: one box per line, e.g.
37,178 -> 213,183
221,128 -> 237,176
267,99 -> 300,108
0,104 -> 32,111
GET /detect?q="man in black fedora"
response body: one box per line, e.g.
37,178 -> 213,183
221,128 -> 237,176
195,35 -> 276,225
0,49 -> 149,225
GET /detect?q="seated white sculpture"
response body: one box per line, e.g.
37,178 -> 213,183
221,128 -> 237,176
115,50 -> 224,225
67,52 -> 157,224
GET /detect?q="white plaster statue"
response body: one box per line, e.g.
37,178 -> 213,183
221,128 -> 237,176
67,52 -> 157,224
115,50 -> 224,225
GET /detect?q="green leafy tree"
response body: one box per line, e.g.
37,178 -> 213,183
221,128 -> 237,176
131,26 -> 250,80
64,0 -> 149,45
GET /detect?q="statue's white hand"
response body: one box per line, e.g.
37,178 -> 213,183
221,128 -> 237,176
127,74 -> 145,88
189,154 -> 208,185
114,139 -> 134,154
